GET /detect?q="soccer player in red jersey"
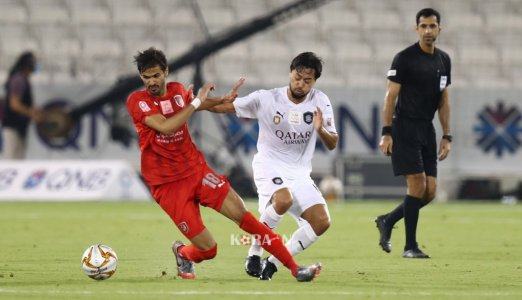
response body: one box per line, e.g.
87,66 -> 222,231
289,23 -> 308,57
126,47 -> 321,281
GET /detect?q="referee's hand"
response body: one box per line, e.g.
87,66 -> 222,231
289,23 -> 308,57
438,138 -> 451,161
379,135 -> 393,156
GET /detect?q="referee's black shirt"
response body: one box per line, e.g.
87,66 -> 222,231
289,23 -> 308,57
387,42 -> 451,121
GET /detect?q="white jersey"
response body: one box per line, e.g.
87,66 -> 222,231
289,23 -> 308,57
233,86 -> 337,178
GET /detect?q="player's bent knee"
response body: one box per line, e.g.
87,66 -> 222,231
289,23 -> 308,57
311,217 -> 331,236
272,189 -> 293,213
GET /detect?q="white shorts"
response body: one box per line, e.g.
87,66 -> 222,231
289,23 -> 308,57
253,166 -> 329,226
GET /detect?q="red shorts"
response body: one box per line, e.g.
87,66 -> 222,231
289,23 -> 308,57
150,163 -> 230,239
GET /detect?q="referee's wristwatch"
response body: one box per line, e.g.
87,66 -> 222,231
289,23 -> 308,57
442,134 -> 453,142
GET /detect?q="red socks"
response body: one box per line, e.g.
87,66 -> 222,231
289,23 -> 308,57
239,211 -> 299,276
179,244 -> 217,263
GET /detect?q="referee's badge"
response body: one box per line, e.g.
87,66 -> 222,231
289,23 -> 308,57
440,76 -> 447,91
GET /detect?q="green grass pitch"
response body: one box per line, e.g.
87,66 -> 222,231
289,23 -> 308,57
0,200 -> 521,299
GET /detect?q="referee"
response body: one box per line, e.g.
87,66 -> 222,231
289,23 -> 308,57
375,8 -> 452,258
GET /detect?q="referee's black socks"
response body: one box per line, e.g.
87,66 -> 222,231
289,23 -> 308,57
403,195 -> 423,250
386,197 -> 429,226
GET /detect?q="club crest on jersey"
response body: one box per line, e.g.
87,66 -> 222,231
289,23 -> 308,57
303,111 -> 313,125
138,101 -> 151,112
273,111 -> 284,125
160,100 -> 174,114
173,95 -> 185,107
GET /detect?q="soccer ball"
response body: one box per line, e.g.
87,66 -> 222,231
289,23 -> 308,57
81,244 -> 118,280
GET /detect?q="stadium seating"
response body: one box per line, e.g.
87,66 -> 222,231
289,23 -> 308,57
0,0 -> 519,89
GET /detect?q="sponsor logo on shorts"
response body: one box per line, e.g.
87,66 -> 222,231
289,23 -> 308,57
387,69 -> 396,76
178,222 -> 189,233
272,177 -> 283,185
303,111 -> 313,125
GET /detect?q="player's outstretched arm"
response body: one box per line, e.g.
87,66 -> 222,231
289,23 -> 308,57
144,83 -> 215,134
206,78 -> 245,113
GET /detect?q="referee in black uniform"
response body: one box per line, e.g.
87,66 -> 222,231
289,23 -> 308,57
375,8 -> 452,258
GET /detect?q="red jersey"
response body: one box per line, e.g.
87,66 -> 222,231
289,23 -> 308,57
126,82 -> 205,186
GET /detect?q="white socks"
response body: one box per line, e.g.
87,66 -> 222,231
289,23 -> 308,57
268,219 -> 319,267
247,204 -> 283,257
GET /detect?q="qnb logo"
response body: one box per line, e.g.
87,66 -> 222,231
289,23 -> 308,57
474,101 -> 522,157
23,170 -> 47,189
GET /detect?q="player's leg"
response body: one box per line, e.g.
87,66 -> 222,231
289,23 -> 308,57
171,228 -> 218,279
246,187 -> 291,275
198,165 -> 320,281
218,187 -> 320,281
245,172 -> 291,276
261,180 -> 330,280
262,204 -> 330,278
152,179 -> 218,279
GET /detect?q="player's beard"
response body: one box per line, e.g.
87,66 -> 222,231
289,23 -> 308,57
147,84 -> 161,96
289,85 -> 307,101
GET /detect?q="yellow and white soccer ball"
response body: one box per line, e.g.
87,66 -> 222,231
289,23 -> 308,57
81,244 -> 118,280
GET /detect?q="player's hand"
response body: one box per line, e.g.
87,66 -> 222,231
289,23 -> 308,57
379,135 -> 393,156
222,77 -> 245,103
438,138 -> 451,161
313,106 -> 323,131
185,84 -> 195,101
196,83 -> 216,102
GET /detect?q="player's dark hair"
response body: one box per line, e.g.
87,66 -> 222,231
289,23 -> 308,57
290,52 -> 322,79
416,8 -> 441,25
134,47 -> 168,73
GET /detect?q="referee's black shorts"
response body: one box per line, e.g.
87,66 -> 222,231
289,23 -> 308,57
391,117 -> 437,177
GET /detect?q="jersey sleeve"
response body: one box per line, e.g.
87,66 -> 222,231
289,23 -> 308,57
321,95 -> 337,134
387,52 -> 405,84
233,90 -> 262,119
126,93 -> 161,125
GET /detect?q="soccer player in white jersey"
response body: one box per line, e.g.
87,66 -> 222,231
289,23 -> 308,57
208,52 -> 338,280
